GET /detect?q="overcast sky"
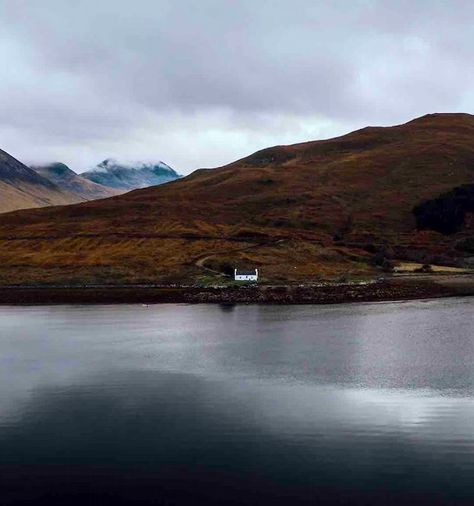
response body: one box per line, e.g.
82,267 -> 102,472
1,0 -> 473,174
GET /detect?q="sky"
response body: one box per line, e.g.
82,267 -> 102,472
1,0 -> 474,174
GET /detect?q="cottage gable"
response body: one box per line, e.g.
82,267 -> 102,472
234,268 -> 258,281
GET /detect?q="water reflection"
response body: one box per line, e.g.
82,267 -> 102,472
1,370 -> 474,505
1,300 -> 474,504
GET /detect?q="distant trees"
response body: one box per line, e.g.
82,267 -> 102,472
202,258 -> 234,277
219,261 -> 235,277
414,184 -> 474,234
414,264 -> 433,273
370,244 -> 395,273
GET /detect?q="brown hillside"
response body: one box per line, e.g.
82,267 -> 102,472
2,113 -> 474,285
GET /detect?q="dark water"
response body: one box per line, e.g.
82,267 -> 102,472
1,300 -> 474,505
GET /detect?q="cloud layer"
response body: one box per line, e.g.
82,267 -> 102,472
1,0 -> 473,173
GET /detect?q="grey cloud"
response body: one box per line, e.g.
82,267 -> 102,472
0,0 -> 473,173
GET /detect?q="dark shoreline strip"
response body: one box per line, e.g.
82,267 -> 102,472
0,280 -> 463,305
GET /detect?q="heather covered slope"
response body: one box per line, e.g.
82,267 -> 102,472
2,113 -> 474,284
0,149 -> 80,213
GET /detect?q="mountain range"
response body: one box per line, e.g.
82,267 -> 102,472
0,149 -> 80,214
1,113 -> 474,285
81,159 -> 181,190
32,163 -> 121,201
0,153 -> 181,213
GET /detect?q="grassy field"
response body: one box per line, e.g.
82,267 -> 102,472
394,262 -> 471,274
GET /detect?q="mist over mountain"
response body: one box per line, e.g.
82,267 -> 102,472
0,150 -> 181,215
32,163 -> 121,201
0,149 -> 80,213
81,159 -> 181,190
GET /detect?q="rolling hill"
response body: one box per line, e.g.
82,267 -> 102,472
0,149 -> 81,214
1,113 -> 474,285
32,163 -> 121,201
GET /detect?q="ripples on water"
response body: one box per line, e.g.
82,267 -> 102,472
1,299 -> 474,504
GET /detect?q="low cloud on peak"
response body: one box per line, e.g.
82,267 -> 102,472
1,0 -> 473,174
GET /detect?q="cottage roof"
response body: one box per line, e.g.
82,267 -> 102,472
235,269 -> 257,275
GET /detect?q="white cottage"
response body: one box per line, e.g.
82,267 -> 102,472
234,268 -> 258,282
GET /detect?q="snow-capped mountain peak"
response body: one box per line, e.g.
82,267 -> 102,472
81,158 -> 181,190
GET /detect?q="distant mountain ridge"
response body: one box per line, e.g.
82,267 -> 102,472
81,158 -> 181,190
0,150 -> 179,214
0,149 -> 57,187
32,163 -> 121,201
0,149 -> 80,213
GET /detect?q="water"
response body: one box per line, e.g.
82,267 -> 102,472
1,299 -> 474,505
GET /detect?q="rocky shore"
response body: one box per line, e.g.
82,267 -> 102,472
0,277 -> 468,305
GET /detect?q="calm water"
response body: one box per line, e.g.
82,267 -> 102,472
1,300 -> 474,505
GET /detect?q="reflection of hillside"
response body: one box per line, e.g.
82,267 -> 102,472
2,300 -> 474,423
2,369 -> 474,505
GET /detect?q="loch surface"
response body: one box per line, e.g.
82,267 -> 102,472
1,300 -> 474,505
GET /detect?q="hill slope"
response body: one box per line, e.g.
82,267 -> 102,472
81,159 -> 181,190
1,113 -> 474,284
32,163 -> 122,200
0,149 -> 81,214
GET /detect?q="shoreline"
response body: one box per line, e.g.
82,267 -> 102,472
0,276 -> 472,305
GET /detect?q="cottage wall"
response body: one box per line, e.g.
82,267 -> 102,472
234,269 -> 258,281
235,274 -> 258,281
